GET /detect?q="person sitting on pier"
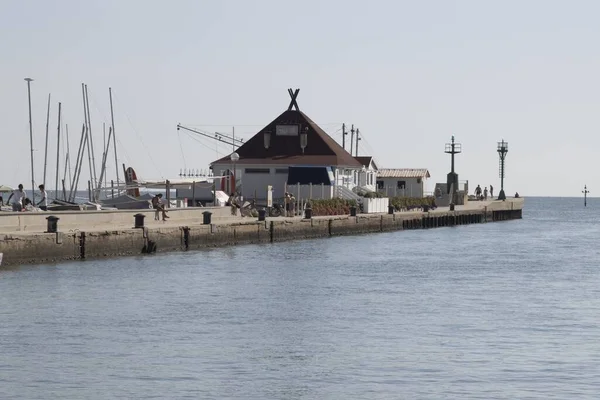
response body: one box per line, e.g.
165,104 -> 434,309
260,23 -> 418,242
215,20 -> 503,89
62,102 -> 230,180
228,193 -> 238,216
37,184 -> 48,211
152,193 -> 169,221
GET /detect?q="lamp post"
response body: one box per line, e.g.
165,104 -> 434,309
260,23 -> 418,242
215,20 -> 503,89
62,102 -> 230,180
583,185 -> 590,207
24,78 -> 36,204
497,140 -> 508,201
230,152 -> 239,195
444,135 -> 462,210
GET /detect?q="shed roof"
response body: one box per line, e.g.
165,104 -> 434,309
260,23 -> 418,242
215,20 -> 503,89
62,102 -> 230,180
377,168 -> 430,178
210,90 -> 362,168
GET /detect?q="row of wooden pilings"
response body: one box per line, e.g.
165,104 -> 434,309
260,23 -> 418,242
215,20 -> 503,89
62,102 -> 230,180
402,212 -> 485,230
401,208 -> 522,230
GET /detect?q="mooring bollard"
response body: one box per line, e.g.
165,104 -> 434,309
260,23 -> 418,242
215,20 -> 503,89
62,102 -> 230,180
304,207 -> 313,219
134,213 -> 145,229
350,206 -> 357,217
46,215 -> 59,233
388,205 -> 394,215
449,204 -> 455,211
203,211 -> 212,225
258,209 -> 266,222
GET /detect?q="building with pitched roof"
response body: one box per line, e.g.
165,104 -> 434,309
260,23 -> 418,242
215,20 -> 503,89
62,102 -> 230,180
353,156 -> 379,193
375,168 -> 430,197
210,89 -> 363,201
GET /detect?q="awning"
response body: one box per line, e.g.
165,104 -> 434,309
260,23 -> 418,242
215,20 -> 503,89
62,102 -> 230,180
287,166 -> 333,185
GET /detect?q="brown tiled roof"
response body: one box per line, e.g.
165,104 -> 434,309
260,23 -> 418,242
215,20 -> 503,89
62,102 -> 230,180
377,168 -> 430,178
210,110 -> 362,168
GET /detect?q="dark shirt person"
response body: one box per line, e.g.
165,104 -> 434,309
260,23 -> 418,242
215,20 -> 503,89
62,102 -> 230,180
152,194 -> 169,221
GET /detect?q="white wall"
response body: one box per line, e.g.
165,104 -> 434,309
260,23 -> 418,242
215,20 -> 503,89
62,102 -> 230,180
211,163 -> 335,201
376,177 -> 426,197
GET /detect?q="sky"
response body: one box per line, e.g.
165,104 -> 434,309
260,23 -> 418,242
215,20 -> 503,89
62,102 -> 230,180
2,0 -> 599,197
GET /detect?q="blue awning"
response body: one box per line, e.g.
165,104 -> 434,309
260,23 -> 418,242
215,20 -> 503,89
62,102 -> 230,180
287,166 -> 333,185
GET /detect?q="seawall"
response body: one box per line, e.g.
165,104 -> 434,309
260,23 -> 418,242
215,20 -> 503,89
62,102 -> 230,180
0,199 -> 524,267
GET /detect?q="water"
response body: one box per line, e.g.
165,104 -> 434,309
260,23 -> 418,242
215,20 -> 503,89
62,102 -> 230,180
2,197 -> 600,399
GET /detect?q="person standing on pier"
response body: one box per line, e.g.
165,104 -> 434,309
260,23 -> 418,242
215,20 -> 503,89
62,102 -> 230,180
152,194 -> 169,221
490,185 -> 494,199
475,185 -> 482,200
37,184 -> 48,211
484,187 -> 488,200
7,184 -> 26,212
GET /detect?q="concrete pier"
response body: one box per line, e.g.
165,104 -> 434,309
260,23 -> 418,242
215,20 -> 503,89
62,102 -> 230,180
0,198 -> 524,267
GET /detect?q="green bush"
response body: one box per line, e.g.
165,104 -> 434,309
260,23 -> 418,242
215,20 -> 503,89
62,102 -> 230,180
310,198 -> 357,216
389,196 -> 436,211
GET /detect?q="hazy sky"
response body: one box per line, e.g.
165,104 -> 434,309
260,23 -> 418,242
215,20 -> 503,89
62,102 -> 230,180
2,0 -> 599,197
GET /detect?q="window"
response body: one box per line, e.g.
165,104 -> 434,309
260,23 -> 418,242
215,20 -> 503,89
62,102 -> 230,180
275,168 -> 288,174
376,180 -> 384,190
245,168 -> 270,174
397,180 -> 406,189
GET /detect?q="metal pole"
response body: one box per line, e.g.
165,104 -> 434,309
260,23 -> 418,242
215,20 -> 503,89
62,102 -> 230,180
54,102 -> 61,199
350,124 -> 355,158
342,123 -> 346,150
24,78 -> 36,204
63,124 -> 72,200
43,93 -> 51,188
583,185 -> 589,207
84,85 -> 98,196
355,128 -> 360,157
192,181 -> 196,207
109,88 -> 120,190
111,180 -> 115,199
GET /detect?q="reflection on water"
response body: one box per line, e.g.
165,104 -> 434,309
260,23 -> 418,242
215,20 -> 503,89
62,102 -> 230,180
1,198 -> 600,399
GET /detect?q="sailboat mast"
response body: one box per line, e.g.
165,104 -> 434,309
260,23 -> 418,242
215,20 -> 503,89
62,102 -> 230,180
109,87 -> 120,190
43,93 -> 51,188
54,102 -> 61,198
24,78 -> 36,204
85,84 -> 98,198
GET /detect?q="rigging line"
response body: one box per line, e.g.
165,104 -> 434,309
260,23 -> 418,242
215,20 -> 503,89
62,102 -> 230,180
184,131 -> 227,158
177,130 -> 188,169
112,91 -> 164,179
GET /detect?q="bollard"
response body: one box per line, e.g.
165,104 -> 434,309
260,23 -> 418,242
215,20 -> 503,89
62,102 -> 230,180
258,209 -> 266,222
350,206 -> 357,217
46,216 -> 59,233
304,207 -> 313,219
202,211 -> 212,225
388,205 -> 394,215
449,204 -> 455,211
134,213 -> 145,229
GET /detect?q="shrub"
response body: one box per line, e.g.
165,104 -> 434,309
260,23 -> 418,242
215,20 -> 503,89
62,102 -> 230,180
310,199 -> 357,216
389,196 -> 436,211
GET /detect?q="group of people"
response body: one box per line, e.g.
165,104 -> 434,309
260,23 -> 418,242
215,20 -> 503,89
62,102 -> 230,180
0,184 -> 48,212
474,184 -> 493,200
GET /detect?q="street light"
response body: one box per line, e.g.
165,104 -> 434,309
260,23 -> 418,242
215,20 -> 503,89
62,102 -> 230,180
230,152 -> 239,195
24,78 -> 36,204
497,140 -> 508,201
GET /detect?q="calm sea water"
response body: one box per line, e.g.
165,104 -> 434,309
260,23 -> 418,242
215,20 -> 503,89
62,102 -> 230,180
2,197 -> 600,399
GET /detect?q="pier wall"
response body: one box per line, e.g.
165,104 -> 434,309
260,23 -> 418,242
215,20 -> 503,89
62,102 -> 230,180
0,206 -> 233,233
0,199 -> 524,267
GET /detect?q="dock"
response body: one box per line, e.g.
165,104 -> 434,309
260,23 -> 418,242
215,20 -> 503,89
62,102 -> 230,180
0,198 -> 524,267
